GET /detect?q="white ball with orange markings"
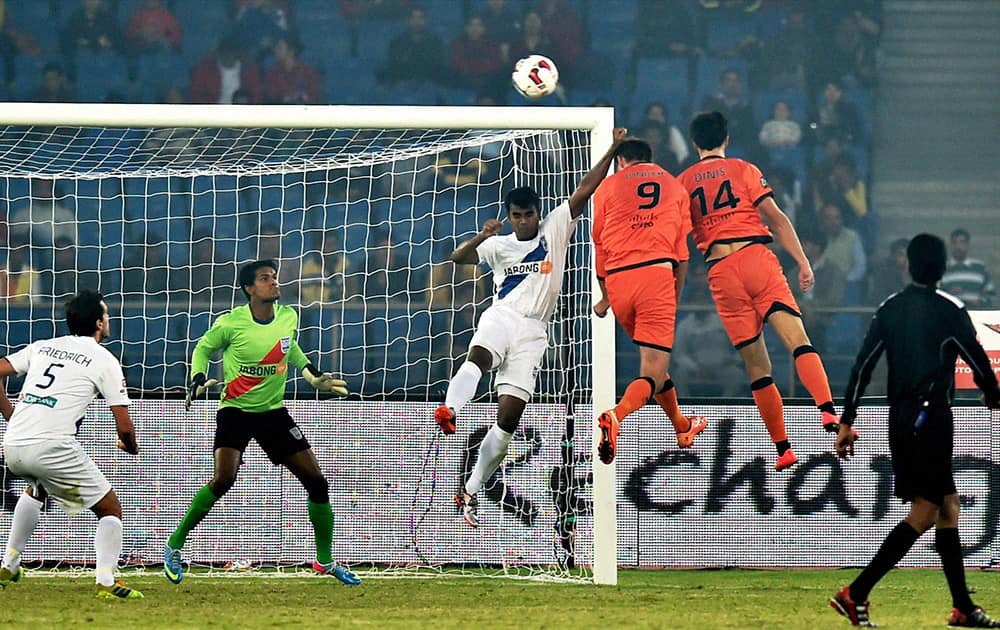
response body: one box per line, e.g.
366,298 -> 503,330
512,54 -> 559,100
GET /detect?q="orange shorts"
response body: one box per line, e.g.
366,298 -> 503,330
606,265 -> 677,352
707,244 -> 800,349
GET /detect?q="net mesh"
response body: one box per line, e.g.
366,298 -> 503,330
0,123 -> 596,582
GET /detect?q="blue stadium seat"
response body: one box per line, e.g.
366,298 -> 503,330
705,14 -> 758,56
632,57 -> 690,119
11,56 -> 48,101
174,0 -> 231,65
766,146 -> 807,188
136,54 -> 190,103
74,54 -> 131,103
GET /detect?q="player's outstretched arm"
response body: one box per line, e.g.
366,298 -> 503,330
568,127 -> 627,218
185,372 -> 220,410
0,358 -> 15,421
302,364 -> 350,397
757,196 -> 814,292
450,219 -> 502,265
111,405 -> 139,455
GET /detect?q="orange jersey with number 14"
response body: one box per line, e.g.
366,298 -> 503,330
677,156 -> 774,256
592,162 -> 691,278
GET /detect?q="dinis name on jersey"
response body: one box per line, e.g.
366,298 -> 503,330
693,166 -> 726,182
504,260 -> 553,276
239,363 -> 287,377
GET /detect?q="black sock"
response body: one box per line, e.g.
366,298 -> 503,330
936,527 -> 975,614
819,401 -> 836,415
775,440 -> 790,456
850,521 -> 921,602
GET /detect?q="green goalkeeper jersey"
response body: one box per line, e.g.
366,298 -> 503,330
190,304 -> 310,412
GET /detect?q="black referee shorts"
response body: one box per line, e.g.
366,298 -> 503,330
888,402 -> 956,506
214,406 -> 311,465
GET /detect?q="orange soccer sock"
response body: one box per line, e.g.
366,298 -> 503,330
793,346 -> 836,414
653,377 -> 690,433
613,377 -> 655,422
750,377 -> 787,444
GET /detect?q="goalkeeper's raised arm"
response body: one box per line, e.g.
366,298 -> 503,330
165,259 -> 360,587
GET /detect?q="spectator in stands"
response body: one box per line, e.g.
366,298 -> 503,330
264,36 -> 321,104
758,101 -> 802,148
639,101 -> 689,167
189,35 -> 262,104
942,228 -> 995,308
637,0 -> 700,59
298,234 -> 349,306
61,0 -> 122,57
504,11 -> 551,66
532,0 -> 581,80
827,155 -> 868,222
449,15 -> 503,98
868,237 -> 909,304
760,5 -> 810,91
481,0 -> 521,45
815,202 -> 866,304
189,231 -> 238,305
235,0 -> 290,61
796,235 -> 837,352
811,10 -> 878,90
670,262 -> 743,397
126,0 -> 182,54
0,6 -> 44,95
377,6 -> 445,86
636,124 -> 677,173
701,69 -> 758,156
815,80 -> 863,145
9,179 -> 76,249
2,242 -> 41,305
122,234 -> 185,299
30,62 -> 74,102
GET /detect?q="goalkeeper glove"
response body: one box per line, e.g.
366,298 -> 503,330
185,373 -> 219,410
303,365 -> 349,397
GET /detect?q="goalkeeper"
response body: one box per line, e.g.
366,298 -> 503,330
163,260 -> 360,585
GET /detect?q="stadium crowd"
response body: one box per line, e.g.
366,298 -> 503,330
1,0 -> 992,395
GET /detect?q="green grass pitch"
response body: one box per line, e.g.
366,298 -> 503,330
1,568 -> 997,628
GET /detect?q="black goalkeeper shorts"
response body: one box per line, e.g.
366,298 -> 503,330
888,402 -> 956,506
214,406 -> 311,465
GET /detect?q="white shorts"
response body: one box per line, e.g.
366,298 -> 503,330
3,438 -> 112,515
469,305 -> 548,401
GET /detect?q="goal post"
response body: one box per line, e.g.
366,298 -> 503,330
0,103 -> 617,584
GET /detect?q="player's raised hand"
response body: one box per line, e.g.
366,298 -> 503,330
303,365 -> 349,397
185,372 -> 219,411
593,298 -> 611,318
612,127 -> 627,144
835,422 -> 856,459
798,263 -> 815,292
480,219 -> 502,238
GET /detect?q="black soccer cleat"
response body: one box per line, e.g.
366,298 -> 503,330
949,607 -> 1000,628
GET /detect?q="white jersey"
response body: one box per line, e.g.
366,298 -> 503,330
476,201 -> 578,322
2,335 -> 130,445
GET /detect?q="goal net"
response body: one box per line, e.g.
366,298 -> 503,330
0,105 -> 615,583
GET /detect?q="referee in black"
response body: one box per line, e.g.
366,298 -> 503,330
829,233 -> 1000,628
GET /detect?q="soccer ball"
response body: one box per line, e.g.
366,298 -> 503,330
512,55 -> 559,100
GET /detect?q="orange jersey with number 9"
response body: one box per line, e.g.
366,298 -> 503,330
677,156 -> 774,256
592,162 -> 691,278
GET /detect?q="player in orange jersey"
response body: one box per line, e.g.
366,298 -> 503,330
678,111 -> 845,471
592,138 -> 708,465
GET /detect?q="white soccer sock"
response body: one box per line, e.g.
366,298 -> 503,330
465,423 -> 513,496
444,361 -> 483,416
2,493 -> 42,572
94,516 -> 122,587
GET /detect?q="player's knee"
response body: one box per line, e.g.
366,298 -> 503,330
209,474 -> 236,497
467,346 -> 495,373
90,490 -> 122,519
303,476 -> 329,503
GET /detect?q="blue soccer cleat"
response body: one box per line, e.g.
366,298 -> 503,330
312,560 -> 361,585
163,544 -> 184,584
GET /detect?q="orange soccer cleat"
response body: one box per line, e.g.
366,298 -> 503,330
597,410 -> 620,464
434,405 -> 456,434
676,415 -> 708,449
774,448 -> 798,471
